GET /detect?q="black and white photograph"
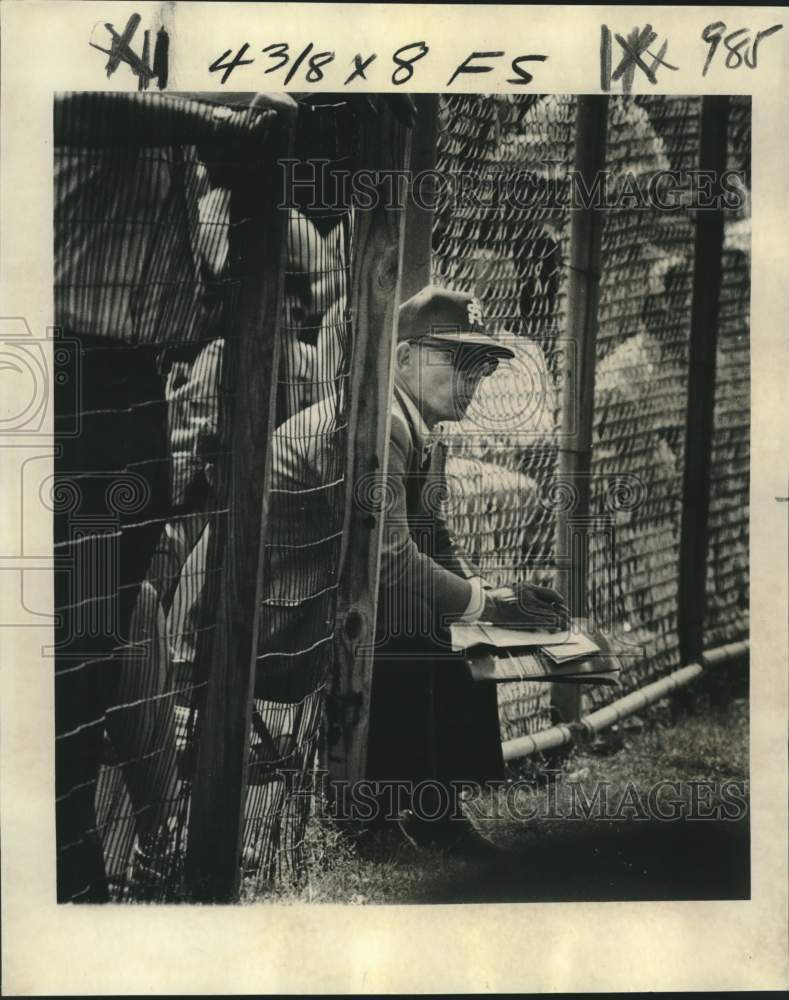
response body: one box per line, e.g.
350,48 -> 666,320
1,2 -> 786,995
50,86 -> 754,907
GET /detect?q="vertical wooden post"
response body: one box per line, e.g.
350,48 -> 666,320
327,108 -> 412,785
185,113 -> 294,902
678,96 -> 730,667
400,94 -> 439,299
552,95 -> 609,724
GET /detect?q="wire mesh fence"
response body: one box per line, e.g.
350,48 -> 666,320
53,89 -> 749,903
704,95 -> 750,651
431,93 -> 576,740
54,92 -> 283,902
584,95 -> 701,709
243,96 -> 357,889
429,93 -> 749,729
53,90 -> 413,903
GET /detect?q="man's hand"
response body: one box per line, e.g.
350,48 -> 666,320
55,92 -> 297,150
180,91 -> 299,126
249,92 -> 299,121
482,581 -> 569,632
203,96 -> 290,153
197,93 -> 298,186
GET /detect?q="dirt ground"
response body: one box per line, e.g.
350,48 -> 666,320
248,688 -> 749,905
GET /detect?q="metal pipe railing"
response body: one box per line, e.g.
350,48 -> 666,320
502,640 -> 748,763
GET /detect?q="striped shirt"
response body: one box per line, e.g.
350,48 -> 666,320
53,91 -> 260,347
54,142 -> 213,345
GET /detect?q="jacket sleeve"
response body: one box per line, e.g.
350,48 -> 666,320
430,440 -> 482,581
53,91 -> 283,148
377,412 -> 474,630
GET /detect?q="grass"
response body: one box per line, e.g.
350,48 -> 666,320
245,687 -> 749,905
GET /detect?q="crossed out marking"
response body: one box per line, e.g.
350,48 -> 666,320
601,23 -> 679,93
90,12 -> 168,88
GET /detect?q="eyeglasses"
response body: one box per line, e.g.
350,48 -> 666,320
415,340 -> 500,378
460,356 -> 499,378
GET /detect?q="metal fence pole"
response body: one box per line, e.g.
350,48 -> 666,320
184,115 -> 294,902
678,95 -> 730,668
328,108 -> 412,786
552,95 -> 609,725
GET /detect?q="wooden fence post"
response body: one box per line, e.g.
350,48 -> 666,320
678,96 -> 730,668
327,108 -> 412,786
400,94 -> 439,299
552,95 -> 609,725
185,114 -> 294,902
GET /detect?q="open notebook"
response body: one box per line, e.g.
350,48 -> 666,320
451,622 -> 599,657
450,621 -> 620,685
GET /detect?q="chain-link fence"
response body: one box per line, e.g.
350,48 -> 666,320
54,90 -> 749,903
704,95 -> 750,651
431,93 -> 749,731
432,93 -> 576,739
584,95 -> 701,708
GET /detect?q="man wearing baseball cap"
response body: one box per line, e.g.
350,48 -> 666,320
259,284 -> 567,850
365,285 -> 567,848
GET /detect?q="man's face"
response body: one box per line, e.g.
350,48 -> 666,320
405,340 -> 498,425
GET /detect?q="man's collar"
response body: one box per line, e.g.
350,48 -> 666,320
393,378 -> 431,442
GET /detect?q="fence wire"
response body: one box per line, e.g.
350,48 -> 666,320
243,96 -> 357,889
584,95 -> 702,709
54,92 -> 276,902
53,90 -> 750,901
432,93 -> 575,739
432,94 -> 748,731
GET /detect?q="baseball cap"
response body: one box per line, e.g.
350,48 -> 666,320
397,285 -> 515,360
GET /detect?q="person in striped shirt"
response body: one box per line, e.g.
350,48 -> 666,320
53,90 -> 295,901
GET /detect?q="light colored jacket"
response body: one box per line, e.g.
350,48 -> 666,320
256,387 -> 478,674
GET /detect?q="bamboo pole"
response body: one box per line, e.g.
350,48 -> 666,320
500,723 -> 575,760
552,95 -> 609,725
184,112 -> 294,902
581,663 -> 703,734
502,639 -> 748,762
678,96 -> 731,668
702,640 -> 749,668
